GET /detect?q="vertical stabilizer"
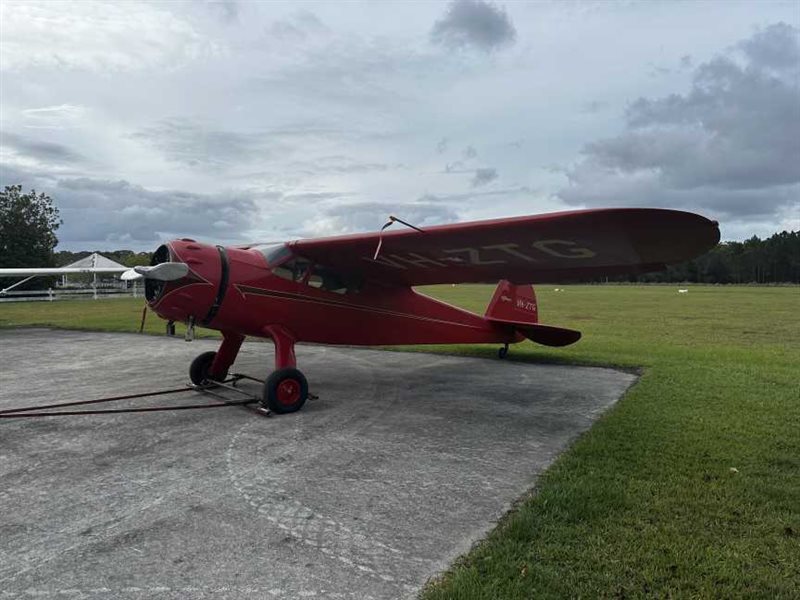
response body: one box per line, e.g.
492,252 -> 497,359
484,279 -> 538,325
485,280 -> 581,347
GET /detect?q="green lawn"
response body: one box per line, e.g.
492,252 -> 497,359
2,286 -> 798,597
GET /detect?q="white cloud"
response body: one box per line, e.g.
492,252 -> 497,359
0,0 -> 221,72
20,104 -> 86,129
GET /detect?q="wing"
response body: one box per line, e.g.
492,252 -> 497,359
288,208 -> 720,286
0,267 -> 128,276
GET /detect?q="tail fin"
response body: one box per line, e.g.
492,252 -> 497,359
485,280 -> 581,347
484,279 -> 538,324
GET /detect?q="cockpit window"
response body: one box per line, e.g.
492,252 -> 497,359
272,257 -> 311,283
307,264 -> 348,294
252,243 -> 293,266
270,253 -> 361,295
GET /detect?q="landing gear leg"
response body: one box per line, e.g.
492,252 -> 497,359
262,325 -> 308,414
189,332 -> 245,385
498,343 -> 509,359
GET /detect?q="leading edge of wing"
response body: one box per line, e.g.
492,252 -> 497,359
288,207 -> 721,286
0,267 -> 129,276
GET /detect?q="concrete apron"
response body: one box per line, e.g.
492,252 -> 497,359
0,329 -> 636,599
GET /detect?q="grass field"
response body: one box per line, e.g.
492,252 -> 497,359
2,285 -> 798,597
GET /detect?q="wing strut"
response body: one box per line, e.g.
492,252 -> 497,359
373,215 -> 426,260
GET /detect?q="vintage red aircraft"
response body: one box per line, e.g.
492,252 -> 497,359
113,207 -> 719,414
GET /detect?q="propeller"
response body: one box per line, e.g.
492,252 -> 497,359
121,262 -> 189,282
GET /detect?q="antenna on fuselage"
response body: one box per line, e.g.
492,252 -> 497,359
373,215 -> 425,260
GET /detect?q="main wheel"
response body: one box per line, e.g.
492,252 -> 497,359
263,367 -> 308,414
189,351 -> 227,385
498,345 -> 509,359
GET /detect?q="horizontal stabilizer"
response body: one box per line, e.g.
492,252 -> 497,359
516,323 -> 581,347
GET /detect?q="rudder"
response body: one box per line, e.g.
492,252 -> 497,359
484,279 -> 538,324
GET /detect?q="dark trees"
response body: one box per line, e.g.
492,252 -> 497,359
0,185 -> 62,269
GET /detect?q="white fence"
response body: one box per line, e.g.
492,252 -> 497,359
0,284 -> 142,302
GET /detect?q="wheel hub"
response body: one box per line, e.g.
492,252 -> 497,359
277,379 -> 301,405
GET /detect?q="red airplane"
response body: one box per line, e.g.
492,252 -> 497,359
121,208 -> 719,414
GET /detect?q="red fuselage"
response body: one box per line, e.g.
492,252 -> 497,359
147,239 -> 518,347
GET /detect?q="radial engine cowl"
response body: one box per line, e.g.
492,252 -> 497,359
145,241 -> 222,325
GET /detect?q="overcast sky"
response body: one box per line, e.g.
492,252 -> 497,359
1,0 -> 798,251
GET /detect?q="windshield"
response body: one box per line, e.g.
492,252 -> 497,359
252,244 -> 293,266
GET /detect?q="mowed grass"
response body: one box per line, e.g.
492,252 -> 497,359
0,297 -> 217,338
2,286 -> 798,597
415,285 -> 799,599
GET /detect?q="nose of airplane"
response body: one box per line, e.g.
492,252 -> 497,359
144,240 -> 223,325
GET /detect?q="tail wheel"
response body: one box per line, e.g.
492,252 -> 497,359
263,367 -> 308,414
189,351 -> 228,385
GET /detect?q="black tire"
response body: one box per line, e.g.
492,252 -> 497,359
498,345 -> 509,359
263,367 -> 308,414
189,351 -> 227,385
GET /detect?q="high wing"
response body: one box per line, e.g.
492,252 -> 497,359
288,208 -> 720,286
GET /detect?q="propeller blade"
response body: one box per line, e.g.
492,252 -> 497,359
121,268 -> 143,281
134,262 -> 190,281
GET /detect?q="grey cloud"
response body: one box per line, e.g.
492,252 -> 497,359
738,22 -> 799,70
648,63 -> 672,77
1,131 -> 85,165
132,119 -> 356,172
294,155 -> 397,174
281,191 -> 351,203
248,156 -> 401,180
431,0 -> 516,51
252,32 -> 438,110
463,145 -> 478,159
559,167 -> 797,220
303,201 -> 458,237
267,11 -> 329,42
436,137 -> 449,154
201,1 -> 240,23
558,23 -> 800,222
582,100 -> 608,114
419,185 -> 527,204
0,166 -> 261,247
131,119 -> 274,170
53,177 -> 260,244
471,167 -> 498,187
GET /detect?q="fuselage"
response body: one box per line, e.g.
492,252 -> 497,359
147,239 -> 518,346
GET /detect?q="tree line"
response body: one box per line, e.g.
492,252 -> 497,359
602,231 -> 800,284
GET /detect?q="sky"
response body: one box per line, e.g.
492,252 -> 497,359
0,0 -> 798,251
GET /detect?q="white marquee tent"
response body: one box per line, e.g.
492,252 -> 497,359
60,253 -> 127,287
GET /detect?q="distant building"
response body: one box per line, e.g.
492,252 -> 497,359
60,253 -> 127,288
